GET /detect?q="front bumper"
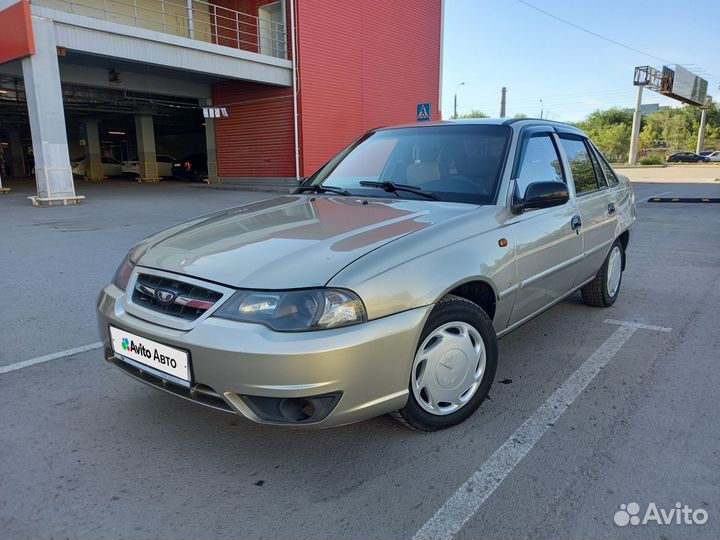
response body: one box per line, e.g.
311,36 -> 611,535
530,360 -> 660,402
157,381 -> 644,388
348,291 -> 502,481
97,283 -> 431,428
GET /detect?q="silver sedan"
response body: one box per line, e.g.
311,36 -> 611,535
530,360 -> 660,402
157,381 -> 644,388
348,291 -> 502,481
96,119 -> 635,430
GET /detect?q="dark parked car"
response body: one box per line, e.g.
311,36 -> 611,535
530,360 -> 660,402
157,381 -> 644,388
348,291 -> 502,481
666,152 -> 710,163
172,153 -> 208,182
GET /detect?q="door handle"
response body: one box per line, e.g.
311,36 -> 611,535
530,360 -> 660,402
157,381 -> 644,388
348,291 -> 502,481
571,215 -> 582,231
608,203 -> 616,215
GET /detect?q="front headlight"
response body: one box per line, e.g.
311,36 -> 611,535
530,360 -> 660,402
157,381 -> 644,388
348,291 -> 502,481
111,254 -> 135,291
214,288 -> 367,332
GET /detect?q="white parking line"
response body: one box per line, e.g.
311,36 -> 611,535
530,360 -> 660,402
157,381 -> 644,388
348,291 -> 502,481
0,342 -> 103,375
604,319 -> 672,332
413,320 -> 672,540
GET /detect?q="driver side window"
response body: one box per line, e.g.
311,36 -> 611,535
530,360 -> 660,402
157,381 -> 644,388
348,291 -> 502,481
515,134 -> 565,197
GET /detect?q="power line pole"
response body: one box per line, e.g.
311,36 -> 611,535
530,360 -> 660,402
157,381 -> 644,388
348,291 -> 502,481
539,99 -> 543,119
500,87 -> 507,118
628,84 -> 644,164
453,82 -> 465,119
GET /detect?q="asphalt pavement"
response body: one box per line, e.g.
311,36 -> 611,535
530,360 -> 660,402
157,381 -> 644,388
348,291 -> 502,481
0,176 -> 718,539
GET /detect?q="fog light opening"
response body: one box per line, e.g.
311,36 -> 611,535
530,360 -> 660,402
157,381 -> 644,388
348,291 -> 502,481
240,392 -> 342,424
279,398 -> 316,422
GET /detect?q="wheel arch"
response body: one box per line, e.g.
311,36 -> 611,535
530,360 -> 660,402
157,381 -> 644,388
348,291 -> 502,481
617,229 -> 630,270
438,278 -> 498,321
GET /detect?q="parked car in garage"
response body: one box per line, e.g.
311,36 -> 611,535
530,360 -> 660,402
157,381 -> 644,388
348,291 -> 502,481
172,153 -> 208,182
71,156 -> 123,177
121,154 -> 177,178
98,119 -> 635,431
666,151 -> 710,163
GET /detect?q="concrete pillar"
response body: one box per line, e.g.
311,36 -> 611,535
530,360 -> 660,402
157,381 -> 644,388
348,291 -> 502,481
22,16 -> 83,205
83,119 -> 103,179
627,85 -> 643,165
8,130 -> 26,177
203,99 -> 218,184
134,115 -> 159,181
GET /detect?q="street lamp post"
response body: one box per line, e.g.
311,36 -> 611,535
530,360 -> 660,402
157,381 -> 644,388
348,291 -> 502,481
453,82 -> 465,119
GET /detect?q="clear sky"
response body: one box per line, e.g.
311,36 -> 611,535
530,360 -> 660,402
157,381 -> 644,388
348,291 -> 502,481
441,0 -> 720,121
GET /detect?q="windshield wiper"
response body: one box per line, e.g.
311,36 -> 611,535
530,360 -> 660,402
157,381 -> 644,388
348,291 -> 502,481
358,181 -> 440,201
296,184 -> 351,196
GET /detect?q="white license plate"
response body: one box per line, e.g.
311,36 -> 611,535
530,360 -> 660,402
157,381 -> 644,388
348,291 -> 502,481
109,326 -> 191,387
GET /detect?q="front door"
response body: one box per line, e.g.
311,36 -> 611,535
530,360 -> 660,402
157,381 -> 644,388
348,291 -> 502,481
507,130 -> 583,326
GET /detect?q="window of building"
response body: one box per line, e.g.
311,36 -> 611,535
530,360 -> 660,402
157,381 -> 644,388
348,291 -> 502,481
258,1 -> 287,59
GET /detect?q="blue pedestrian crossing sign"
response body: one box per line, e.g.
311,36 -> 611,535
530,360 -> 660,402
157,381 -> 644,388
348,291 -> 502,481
417,103 -> 431,122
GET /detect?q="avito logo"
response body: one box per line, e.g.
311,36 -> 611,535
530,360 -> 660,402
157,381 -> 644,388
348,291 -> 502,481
614,502 -> 709,527
120,336 -> 178,369
122,338 -> 152,359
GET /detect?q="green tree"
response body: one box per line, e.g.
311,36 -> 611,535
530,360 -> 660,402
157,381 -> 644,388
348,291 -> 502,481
455,110 -> 489,119
639,105 -> 704,152
569,102 -> 719,160
574,108 -> 633,162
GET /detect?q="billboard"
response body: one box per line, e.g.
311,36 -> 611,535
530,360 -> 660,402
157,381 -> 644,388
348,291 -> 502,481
661,66 -> 709,107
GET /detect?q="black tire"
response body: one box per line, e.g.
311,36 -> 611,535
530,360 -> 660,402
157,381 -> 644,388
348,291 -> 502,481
581,240 -> 624,308
392,295 -> 498,431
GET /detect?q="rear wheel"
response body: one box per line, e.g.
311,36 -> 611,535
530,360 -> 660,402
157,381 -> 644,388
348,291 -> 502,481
392,295 -> 498,431
581,240 -> 624,307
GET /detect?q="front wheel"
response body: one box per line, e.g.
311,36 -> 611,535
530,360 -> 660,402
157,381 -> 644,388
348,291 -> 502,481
581,240 -> 624,307
392,295 -> 498,431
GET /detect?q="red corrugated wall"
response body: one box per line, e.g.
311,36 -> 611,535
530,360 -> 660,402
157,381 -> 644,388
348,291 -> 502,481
296,0 -> 441,176
211,0 -> 296,179
212,0 -> 441,179
213,80 -> 295,178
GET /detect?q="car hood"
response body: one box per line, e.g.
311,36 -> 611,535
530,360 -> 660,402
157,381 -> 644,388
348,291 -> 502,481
135,195 -> 479,288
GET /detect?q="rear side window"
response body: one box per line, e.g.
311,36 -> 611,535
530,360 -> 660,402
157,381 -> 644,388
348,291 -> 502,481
590,143 -> 619,186
515,134 -> 565,197
558,135 -> 605,194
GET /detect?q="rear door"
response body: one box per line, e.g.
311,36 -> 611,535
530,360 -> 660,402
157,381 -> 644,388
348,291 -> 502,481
557,134 -> 617,284
507,128 -> 583,326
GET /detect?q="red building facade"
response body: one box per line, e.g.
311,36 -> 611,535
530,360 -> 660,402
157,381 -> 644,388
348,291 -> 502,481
214,0 -> 442,180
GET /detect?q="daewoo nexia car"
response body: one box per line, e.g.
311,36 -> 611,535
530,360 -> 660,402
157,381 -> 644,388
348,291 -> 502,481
97,119 -> 635,431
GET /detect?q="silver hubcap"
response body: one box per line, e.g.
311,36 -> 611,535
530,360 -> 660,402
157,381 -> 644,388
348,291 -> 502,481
607,246 -> 622,298
411,321 -> 486,415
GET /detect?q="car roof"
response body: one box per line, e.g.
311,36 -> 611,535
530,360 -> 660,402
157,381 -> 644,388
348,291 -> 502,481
372,118 -> 587,137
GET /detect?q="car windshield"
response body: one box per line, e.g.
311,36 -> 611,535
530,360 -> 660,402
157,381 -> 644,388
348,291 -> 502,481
307,124 -> 511,204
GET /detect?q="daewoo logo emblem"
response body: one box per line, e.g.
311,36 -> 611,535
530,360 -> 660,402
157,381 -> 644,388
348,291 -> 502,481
155,289 -> 177,305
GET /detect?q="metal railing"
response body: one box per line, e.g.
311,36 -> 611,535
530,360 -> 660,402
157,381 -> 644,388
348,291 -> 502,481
33,0 -> 288,58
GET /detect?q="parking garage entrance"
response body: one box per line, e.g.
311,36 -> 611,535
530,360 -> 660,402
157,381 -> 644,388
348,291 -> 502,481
0,52 -> 216,194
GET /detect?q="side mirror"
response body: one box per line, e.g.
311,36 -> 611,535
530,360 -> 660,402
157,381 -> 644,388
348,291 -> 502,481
512,181 -> 569,213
